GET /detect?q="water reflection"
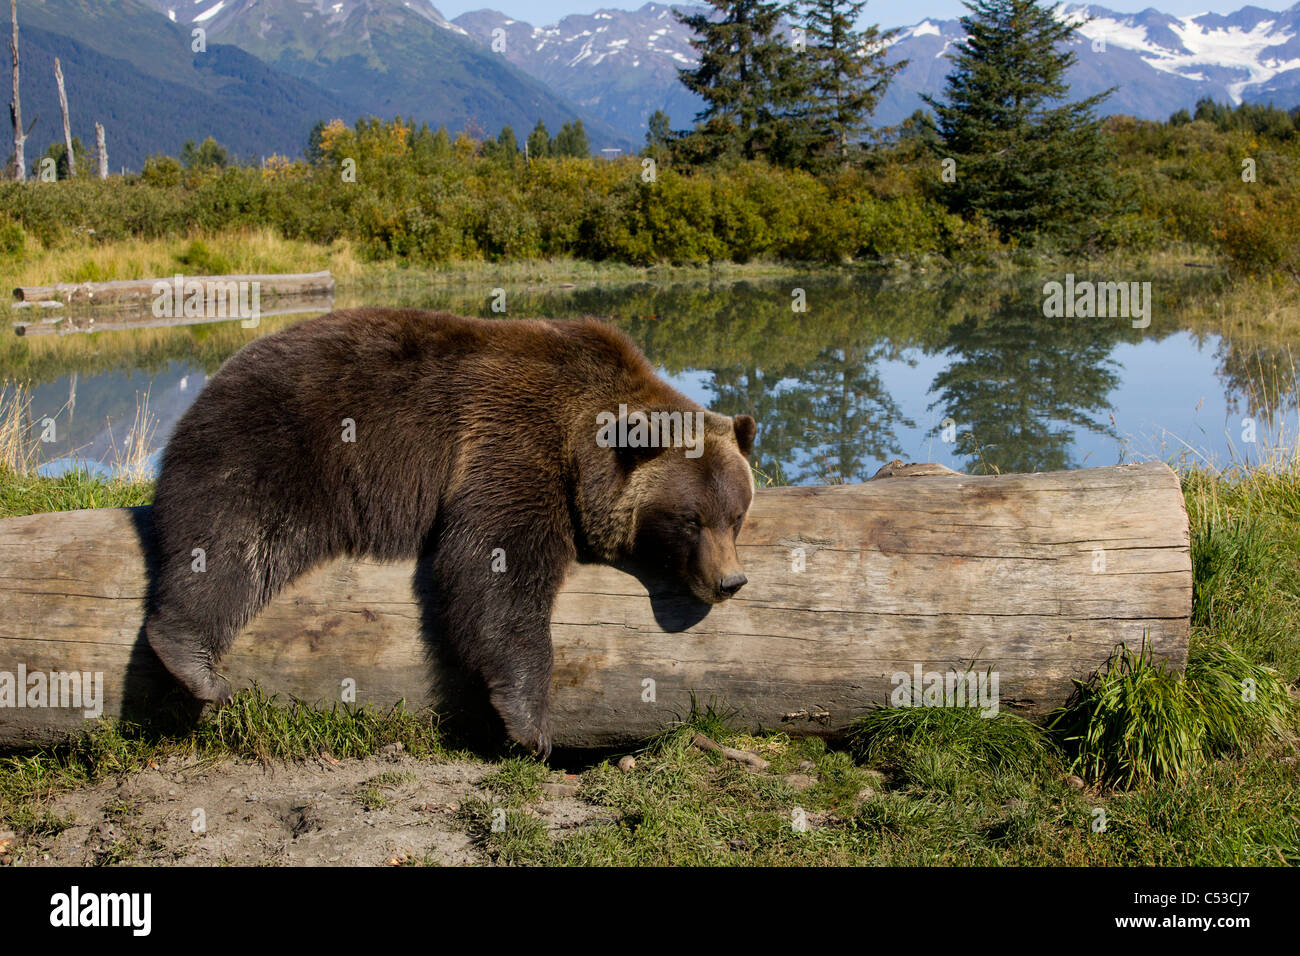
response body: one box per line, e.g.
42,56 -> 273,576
2,272 -> 1295,482
927,289 -> 1122,475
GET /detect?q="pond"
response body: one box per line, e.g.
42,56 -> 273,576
3,271 -> 1296,483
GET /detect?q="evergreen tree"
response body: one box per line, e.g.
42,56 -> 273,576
306,120 -> 328,165
924,0 -> 1115,242
497,125 -> 519,155
35,136 -> 88,179
179,136 -> 229,170
481,124 -> 520,162
675,0 -> 794,160
553,119 -> 590,157
646,110 -> 673,150
799,0 -> 904,161
526,120 -> 551,159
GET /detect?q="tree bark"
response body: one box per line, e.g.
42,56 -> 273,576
54,55 -> 72,178
8,0 -> 23,182
95,121 -> 106,180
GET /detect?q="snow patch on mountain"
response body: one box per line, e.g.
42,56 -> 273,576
1063,5 -> 1300,101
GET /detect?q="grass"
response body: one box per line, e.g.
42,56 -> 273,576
0,227 -> 854,307
0,432 -> 1297,864
0,386 -> 154,516
1048,642 -> 1295,787
2,229 -> 370,293
5,227 -> 1266,314
198,686 -> 450,763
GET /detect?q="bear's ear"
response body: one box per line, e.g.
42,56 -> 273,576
733,415 -> 756,457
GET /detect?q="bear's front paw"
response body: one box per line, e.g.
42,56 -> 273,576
532,723 -> 552,762
508,717 -> 552,762
195,671 -> 234,707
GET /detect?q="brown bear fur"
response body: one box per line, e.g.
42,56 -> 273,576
145,308 -> 756,757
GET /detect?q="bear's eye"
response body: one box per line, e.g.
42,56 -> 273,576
680,514 -> 702,529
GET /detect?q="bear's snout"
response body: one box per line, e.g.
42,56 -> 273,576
719,573 -> 748,597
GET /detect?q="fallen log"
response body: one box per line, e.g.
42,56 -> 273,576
11,270 -> 334,308
12,300 -> 334,337
0,462 -> 1191,749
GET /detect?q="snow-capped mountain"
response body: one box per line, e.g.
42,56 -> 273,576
453,4 -> 704,139
149,0 -> 462,33
131,1 -> 1300,144
137,0 -> 632,147
1062,5 -> 1300,105
454,3 -> 1300,138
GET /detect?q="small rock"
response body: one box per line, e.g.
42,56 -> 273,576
783,773 -> 817,791
379,742 -> 405,757
541,782 -> 581,799
617,756 -> 636,773
1065,775 -> 1086,790
796,760 -> 816,773
0,829 -> 14,843
0,855 -> 11,866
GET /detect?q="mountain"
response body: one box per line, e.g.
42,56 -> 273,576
882,4 -> 1300,122
1062,4 -> 1300,108
453,2 -> 1300,138
12,0 -> 1298,168
12,0 -> 361,169
141,0 -> 632,148
454,3 -> 704,142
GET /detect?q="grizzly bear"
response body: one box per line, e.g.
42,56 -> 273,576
145,308 -> 756,758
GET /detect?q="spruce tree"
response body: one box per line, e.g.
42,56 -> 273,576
553,120 -> 590,157
799,0 -> 904,161
924,0 -> 1114,242
526,120 -> 551,159
675,0 -> 793,160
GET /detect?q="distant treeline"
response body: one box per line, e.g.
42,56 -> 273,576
0,100 -> 1297,275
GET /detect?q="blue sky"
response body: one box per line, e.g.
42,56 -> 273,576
434,1 -> 1299,28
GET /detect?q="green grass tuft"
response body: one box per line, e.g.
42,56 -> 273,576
1049,642 -> 1296,787
198,686 -> 446,762
849,706 -> 1058,780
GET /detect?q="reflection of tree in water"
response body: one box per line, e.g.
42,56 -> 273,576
929,293 -> 1122,474
710,343 -> 914,484
1216,339 -> 1299,424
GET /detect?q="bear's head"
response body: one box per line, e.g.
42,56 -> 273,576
599,408 -> 757,605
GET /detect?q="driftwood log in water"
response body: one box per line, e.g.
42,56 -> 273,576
12,270 -> 332,312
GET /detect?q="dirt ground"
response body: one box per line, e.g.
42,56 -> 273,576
11,749 -> 612,866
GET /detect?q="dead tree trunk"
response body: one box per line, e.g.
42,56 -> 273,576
53,55 -> 72,178
95,121 -> 106,180
8,0 -> 23,181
